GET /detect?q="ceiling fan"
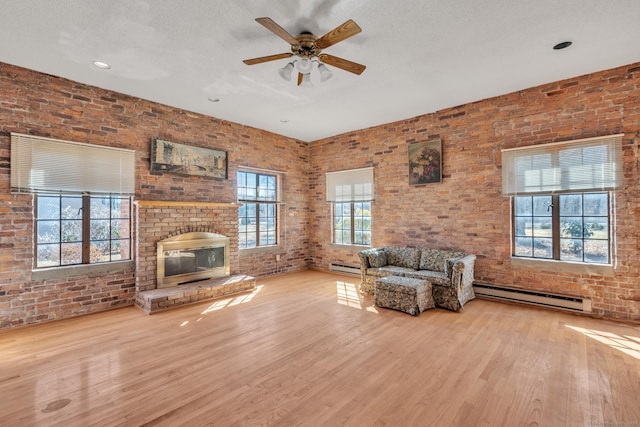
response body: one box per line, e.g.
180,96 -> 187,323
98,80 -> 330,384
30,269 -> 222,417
243,17 -> 366,86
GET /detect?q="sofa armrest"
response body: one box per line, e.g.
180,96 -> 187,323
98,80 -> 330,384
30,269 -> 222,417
358,248 -> 387,269
451,254 -> 476,290
358,247 -> 388,274
357,248 -> 378,281
357,249 -> 374,270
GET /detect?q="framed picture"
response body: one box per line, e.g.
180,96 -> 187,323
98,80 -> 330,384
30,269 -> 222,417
408,139 -> 442,185
150,138 -> 227,179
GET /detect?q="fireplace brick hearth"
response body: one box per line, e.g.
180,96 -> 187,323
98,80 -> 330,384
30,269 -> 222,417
136,274 -> 256,314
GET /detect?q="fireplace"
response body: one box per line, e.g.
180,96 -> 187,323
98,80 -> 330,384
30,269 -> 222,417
156,231 -> 230,288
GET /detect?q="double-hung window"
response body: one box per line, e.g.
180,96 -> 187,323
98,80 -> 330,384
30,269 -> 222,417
326,167 -> 374,246
237,170 -> 278,249
502,134 -> 622,264
10,133 -> 135,268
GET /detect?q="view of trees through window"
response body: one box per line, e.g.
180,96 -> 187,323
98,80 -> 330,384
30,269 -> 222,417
333,202 -> 371,246
36,195 -> 131,268
513,192 -> 609,263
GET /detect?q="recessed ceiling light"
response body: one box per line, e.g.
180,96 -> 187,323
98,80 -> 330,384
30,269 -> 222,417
553,41 -> 572,50
208,97 -> 220,103
92,60 -> 111,69
280,119 -> 289,123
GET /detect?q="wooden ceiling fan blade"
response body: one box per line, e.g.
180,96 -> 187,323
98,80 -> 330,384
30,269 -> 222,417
243,53 -> 292,65
318,54 -> 366,75
297,72 -> 303,86
315,19 -> 362,49
255,17 -> 300,46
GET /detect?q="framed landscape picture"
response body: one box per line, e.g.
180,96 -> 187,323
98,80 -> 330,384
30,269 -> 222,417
150,138 -> 227,179
408,139 -> 442,185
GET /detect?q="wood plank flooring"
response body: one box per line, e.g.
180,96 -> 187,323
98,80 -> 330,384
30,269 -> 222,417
1,270 -> 639,426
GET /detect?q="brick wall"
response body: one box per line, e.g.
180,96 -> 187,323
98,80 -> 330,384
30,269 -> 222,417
309,63 -> 640,321
1,59 -> 639,328
0,62 -> 309,329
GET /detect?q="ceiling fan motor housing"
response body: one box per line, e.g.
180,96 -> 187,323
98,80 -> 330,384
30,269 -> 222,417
291,33 -> 322,58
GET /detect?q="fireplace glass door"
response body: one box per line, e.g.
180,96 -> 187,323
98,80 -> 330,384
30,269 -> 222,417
164,246 -> 225,277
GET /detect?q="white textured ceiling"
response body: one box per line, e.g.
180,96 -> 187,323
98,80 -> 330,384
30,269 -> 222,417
1,1 -> 640,142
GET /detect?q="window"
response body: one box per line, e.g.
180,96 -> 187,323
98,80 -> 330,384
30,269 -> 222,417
326,167 -> 374,246
35,194 -> 131,268
237,171 -> 278,249
513,192 -> 610,263
503,134 -> 622,265
333,202 -> 371,246
10,133 -> 135,269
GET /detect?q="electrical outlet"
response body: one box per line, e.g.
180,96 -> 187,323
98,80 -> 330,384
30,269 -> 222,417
275,254 -> 281,262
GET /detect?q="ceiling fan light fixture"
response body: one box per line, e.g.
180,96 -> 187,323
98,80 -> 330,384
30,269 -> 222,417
296,58 -> 313,74
301,73 -> 313,87
244,17 -> 365,87
317,63 -> 333,82
278,61 -> 295,81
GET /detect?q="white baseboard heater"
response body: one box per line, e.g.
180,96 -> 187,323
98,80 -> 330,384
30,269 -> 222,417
473,283 -> 592,313
329,263 -> 361,276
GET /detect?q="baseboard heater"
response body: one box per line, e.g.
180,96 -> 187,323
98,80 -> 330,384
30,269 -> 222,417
329,263 -> 361,276
473,283 -> 592,313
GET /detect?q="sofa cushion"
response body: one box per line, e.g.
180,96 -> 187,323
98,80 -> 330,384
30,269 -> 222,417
420,249 -> 466,272
386,246 -> 421,270
368,266 -> 417,277
405,270 -> 452,287
367,250 -> 388,268
419,249 -> 447,272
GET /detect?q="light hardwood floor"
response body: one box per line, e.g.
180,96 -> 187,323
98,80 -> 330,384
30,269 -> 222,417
1,270 -> 639,426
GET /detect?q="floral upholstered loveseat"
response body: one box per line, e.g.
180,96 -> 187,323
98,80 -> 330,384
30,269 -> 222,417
357,246 -> 476,311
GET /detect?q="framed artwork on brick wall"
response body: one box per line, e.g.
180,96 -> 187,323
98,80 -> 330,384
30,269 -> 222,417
150,138 -> 227,179
408,139 -> 442,185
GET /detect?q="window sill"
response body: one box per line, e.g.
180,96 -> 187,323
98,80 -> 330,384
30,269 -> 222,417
509,257 -> 614,276
31,260 -> 135,282
239,245 -> 280,255
330,243 -> 372,251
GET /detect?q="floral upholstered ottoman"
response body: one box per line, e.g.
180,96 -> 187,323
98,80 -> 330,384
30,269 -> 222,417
374,276 -> 435,316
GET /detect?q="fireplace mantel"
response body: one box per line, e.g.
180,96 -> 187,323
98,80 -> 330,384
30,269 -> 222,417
136,200 -> 241,208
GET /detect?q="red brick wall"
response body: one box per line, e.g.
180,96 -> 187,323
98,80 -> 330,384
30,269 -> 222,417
1,59 -> 639,328
0,63 -> 309,329
309,63 -> 640,321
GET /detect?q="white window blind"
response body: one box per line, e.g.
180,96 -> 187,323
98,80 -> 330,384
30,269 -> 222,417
10,133 -> 135,195
326,167 -> 374,202
501,134 -> 623,195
